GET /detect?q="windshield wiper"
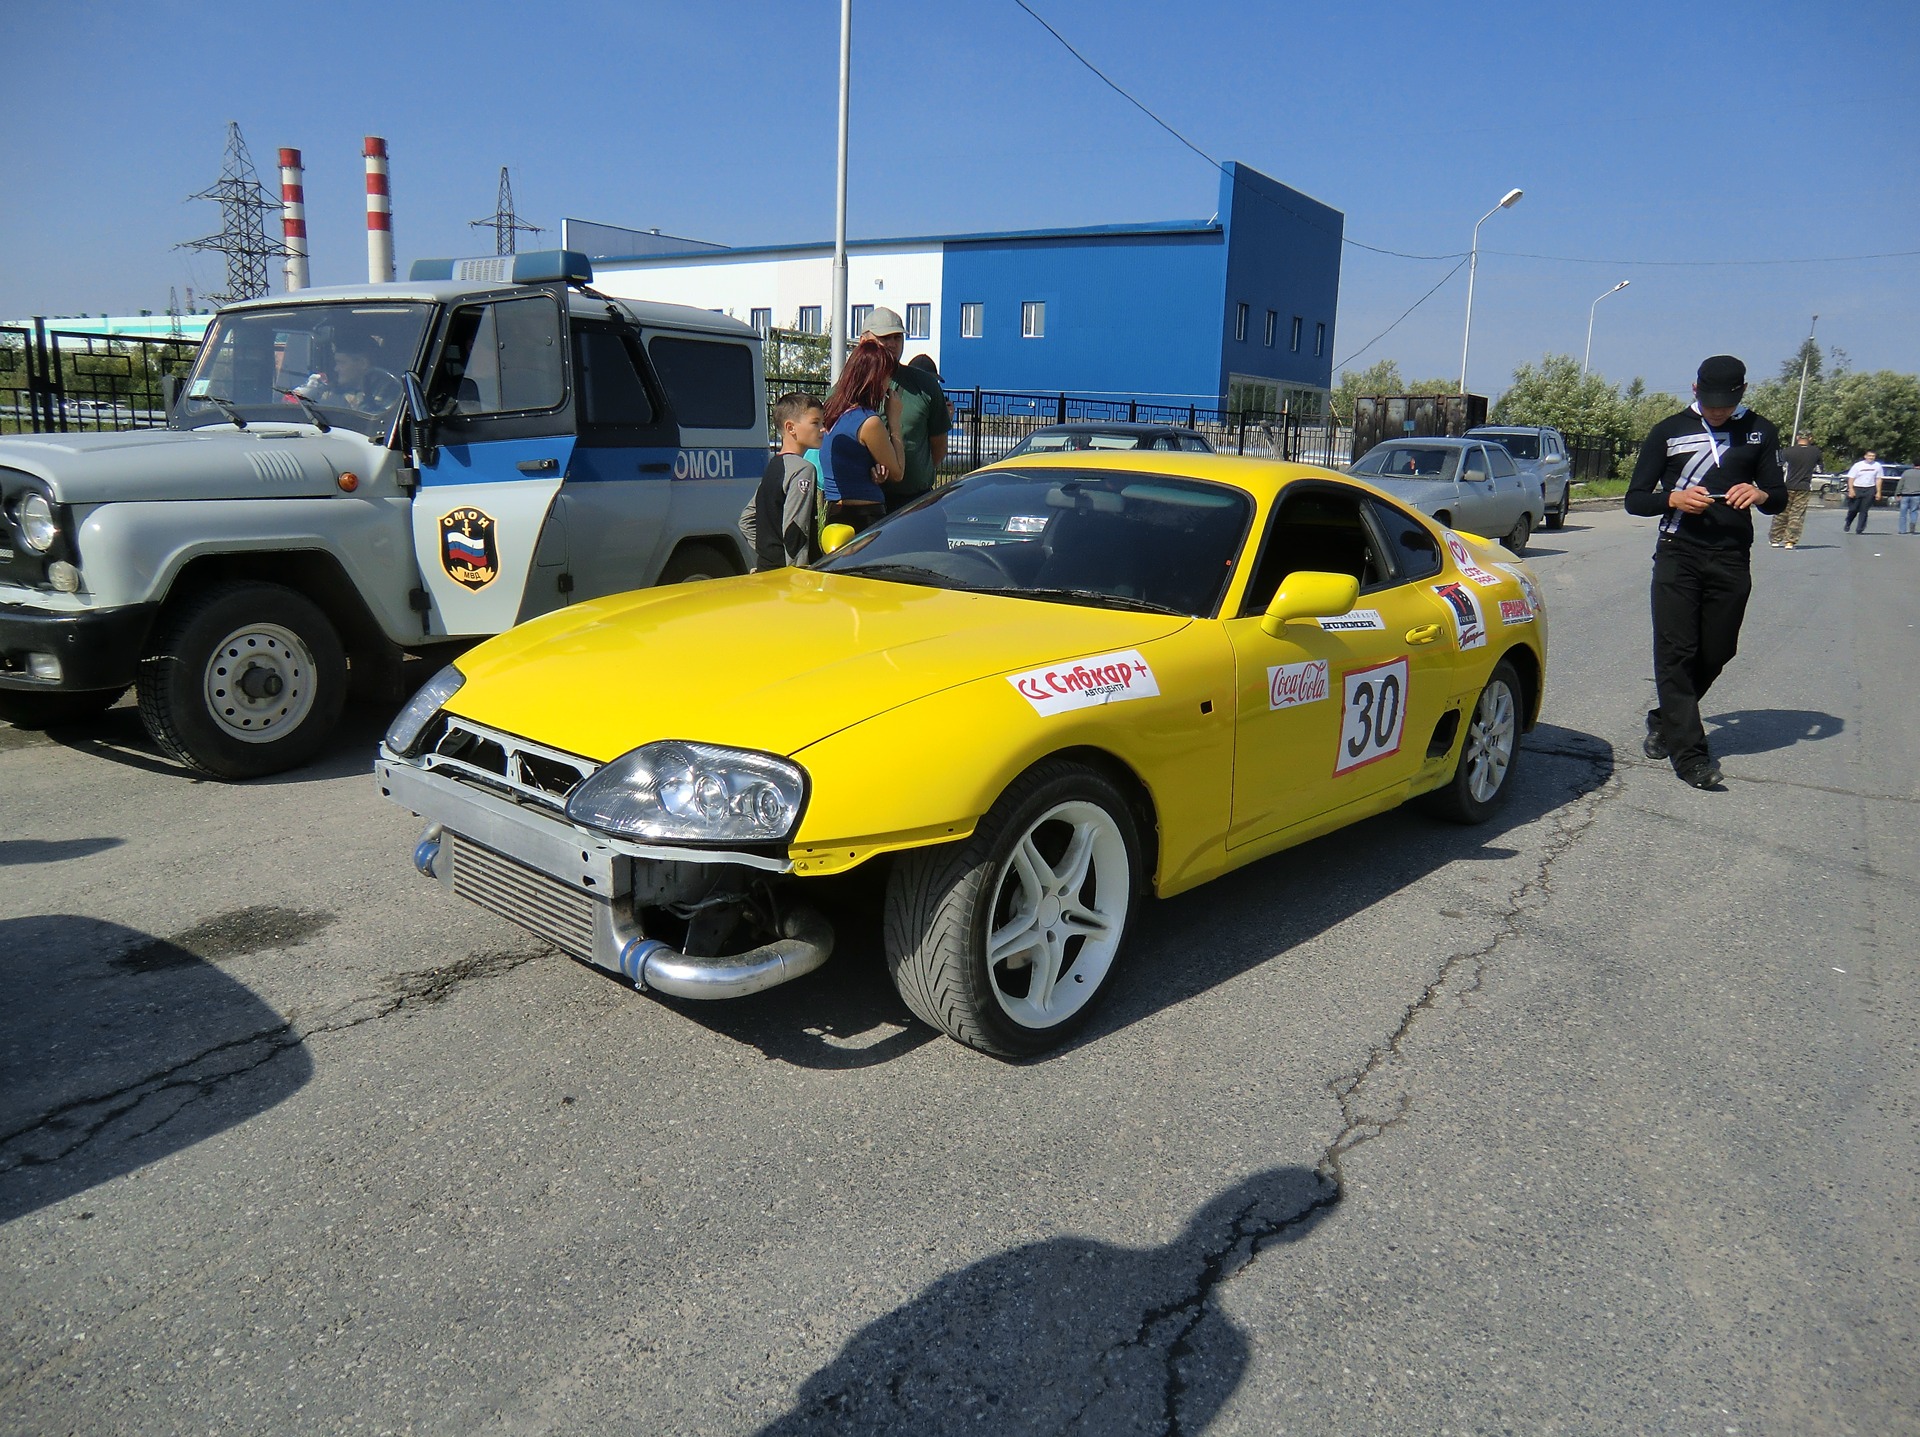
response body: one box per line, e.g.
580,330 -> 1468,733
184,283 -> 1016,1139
970,586 -> 1185,616
840,562 -> 959,586
273,387 -> 332,432
191,394 -> 248,430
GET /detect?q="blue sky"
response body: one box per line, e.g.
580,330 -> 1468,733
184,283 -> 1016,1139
3,0 -> 1915,400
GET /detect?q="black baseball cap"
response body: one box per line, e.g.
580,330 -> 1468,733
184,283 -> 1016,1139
1696,355 -> 1747,405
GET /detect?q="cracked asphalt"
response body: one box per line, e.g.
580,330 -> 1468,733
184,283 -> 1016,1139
2,505 -> 1914,1435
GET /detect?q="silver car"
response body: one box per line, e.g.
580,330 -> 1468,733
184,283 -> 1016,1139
1347,437 -> 1543,552
1469,426 -> 1572,530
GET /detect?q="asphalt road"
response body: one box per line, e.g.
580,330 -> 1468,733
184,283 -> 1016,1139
3,502 -> 1915,1436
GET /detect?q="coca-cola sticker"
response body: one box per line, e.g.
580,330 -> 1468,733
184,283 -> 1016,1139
1010,648 -> 1160,717
1442,530 -> 1503,588
1267,659 -> 1330,711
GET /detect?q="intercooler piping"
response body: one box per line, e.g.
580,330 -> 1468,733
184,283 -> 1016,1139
617,907 -> 835,1000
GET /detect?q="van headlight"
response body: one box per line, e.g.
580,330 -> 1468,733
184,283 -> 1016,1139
18,493 -> 57,552
566,740 -> 806,845
383,664 -> 465,757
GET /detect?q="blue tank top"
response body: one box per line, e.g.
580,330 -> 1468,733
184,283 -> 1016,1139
820,407 -> 883,504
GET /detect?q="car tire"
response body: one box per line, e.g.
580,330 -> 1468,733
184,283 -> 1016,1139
1422,659 -> 1523,825
1503,512 -> 1532,553
884,759 -> 1142,1058
137,581 -> 346,779
0,686 -> 126,729
1544,496 -> 1566,530
657,542 -> 738,585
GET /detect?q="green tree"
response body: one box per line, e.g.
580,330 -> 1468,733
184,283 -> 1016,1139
1332,359 -> 1403,419
1821,370 -> 1920,463
1489,354 -> 1626,441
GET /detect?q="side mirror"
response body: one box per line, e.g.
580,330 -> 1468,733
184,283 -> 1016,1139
160,373 -> 185,417
820,523 -> 857,555
398,373 -> 436,467
1260,570 -> 1360,638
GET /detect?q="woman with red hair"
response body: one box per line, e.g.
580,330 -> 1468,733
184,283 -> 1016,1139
819,337 -> 905,531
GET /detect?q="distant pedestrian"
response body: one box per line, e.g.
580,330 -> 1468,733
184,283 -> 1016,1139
1842,451 -> 1885,533
818,337 -> 905,533
1625,355 -> 1786,790
857,307 -> 952,512
740,393 -> 826,571
1897,457 -> 1920,536
1768,432 -> 1821,549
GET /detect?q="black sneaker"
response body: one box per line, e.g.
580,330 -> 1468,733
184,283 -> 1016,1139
1642,712 -> 1668,761
1677,758 -> 1724,790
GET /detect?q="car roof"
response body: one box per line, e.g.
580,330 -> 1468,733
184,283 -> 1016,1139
1023,421 -> 1203,437
216,282 -> 759,338
1365,436 -> 1479,448
1467,425 -> 1555,436
980,449 -> 1376,505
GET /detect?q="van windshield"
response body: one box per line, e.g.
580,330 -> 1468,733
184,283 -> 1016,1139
177,302 -> 434,435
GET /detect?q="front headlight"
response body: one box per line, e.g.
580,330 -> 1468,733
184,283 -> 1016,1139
384,663 -> 465,757
566,740 -> 806,845
18,493 -> 57,552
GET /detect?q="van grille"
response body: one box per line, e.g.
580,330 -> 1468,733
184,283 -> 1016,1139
449,834 -> 595,958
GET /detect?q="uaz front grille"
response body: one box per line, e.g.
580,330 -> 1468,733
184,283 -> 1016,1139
448,833 -> 596,957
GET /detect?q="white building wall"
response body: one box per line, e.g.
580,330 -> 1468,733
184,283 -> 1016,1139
590,245 -> 946,371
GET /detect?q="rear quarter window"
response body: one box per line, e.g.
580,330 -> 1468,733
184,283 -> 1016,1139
646,335 -> 756,430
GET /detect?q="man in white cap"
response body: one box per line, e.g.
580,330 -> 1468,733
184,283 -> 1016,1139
860,306 -> 950,512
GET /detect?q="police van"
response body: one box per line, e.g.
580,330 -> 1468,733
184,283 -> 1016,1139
0,250 -> 765,777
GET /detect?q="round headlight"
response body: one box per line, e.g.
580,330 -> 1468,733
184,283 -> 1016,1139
18,493 -> 57,552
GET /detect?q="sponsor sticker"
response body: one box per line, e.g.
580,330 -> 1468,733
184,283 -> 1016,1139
1499,597 -> 1535,626
1431,580 -> 1488,650
1267,658 -> 1330,711
440,507 -> 499,590
1336,657 -> 1409,775
1495,562 -> 1545,617
1442,530 -> 1503,587
1010,648 -> 1159,716
1317,609 -> 1385,632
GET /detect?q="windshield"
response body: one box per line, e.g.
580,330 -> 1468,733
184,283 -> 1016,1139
1477,432 -> 1539,459
817,468 -> 1253,617
1352,444 -> 1459,481
178,302 -> 434,435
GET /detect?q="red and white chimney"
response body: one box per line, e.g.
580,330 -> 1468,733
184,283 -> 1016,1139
278,148 -> 310,291
363,135 -> 394,283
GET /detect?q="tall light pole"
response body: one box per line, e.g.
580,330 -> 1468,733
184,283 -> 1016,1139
1790,314 -> 1819,440
1459,187 -> 1523,395
1582,280 -> 1629,375
829,0 -> 852,382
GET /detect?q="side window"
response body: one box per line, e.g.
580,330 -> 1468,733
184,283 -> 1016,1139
1368,499 -> 1442,582
1179,435 -> 1212,452
572,324 -> 655,428
1240,486 -> 1389,616
1462,447 -> 1491,483
646,335 -> 756,430
1489,446 -> 1518,478
433,295 -> 564,416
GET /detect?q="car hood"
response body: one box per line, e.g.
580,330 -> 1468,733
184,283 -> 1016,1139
444,568 -> 1192,763
0,426 -> 354,503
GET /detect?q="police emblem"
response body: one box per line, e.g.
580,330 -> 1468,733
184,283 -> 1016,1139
440,508 -> 499,590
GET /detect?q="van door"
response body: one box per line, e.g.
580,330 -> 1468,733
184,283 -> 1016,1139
645,331 -> 766,571
412,292 -> 575,637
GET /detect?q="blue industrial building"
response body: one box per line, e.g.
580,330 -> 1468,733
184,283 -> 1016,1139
577,160 -> 1343,413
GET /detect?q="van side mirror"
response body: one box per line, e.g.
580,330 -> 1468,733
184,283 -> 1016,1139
160,373 -> 185,417
1260,570 -> 1360,638
820,523 -> 857,555
396,372 -> 436,468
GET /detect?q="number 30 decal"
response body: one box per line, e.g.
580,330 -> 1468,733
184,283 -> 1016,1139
1335,658 -> 1409,775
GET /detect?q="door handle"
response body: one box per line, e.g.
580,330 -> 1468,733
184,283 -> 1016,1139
1406,624 -> 1441,645
638,461 -> 671,473
517,457 -> 558,473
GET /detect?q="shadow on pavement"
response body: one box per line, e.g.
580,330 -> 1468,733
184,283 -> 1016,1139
1706,708 -> 1844,757
40,702 -> 395,786
0,837 -> 125,866
757,1164 -> 1337,1435
0,914 -> 313,1224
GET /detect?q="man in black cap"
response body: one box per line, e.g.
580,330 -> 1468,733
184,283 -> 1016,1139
1624,355 -> 1787,789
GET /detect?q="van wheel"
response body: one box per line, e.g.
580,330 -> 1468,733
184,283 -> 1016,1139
657,543 -> 737,585
0,687 -> 126,729
138,581 -> 346,779
1544,496 -> 1567,530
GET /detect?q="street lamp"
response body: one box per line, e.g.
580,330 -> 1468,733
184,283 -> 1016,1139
1791,314 -> 1819,440
829,0 -> 852,381
1582,280 -> 1629,375
1459,187 -> 1523,395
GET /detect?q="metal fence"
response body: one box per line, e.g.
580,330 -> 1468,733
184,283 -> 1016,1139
1564,432 -> 1631,483
1,322 -> 200,434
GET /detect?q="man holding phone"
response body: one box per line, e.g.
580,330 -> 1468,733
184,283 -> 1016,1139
1625,355 -> 1787,789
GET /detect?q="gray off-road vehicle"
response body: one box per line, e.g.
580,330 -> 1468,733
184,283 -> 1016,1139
0,250 -> 765,777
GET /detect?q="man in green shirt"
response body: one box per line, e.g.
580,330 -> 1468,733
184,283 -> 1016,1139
861,307 -> 951,512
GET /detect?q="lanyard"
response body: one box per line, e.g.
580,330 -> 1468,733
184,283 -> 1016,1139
1697,415 -> 1725,471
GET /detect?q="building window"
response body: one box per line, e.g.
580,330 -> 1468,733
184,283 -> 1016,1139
960,302 -> 983,338
1021,301 -> 1045,339
905,303 -> 931,340
796,305 -> 821,335
1235,303 -> 1248,342
850,304 -> 874,336
1315,322 -> 1326,357
1290,316 -> 1303,352
1264,310 -> 1277,347
749,308 -> 771,338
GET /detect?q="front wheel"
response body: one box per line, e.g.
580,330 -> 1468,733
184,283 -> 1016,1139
1544,494 -> 1567,530
1422,659 -> 1523,824
137,581 -> 346,779
885,760 -> 1142,1058
0,687 -> 126,729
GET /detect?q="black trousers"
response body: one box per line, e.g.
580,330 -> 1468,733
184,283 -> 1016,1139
1650,539 -> 1752,767
1844,489 -> 1874,531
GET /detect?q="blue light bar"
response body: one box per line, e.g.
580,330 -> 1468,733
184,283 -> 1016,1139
406,250 -> 594,285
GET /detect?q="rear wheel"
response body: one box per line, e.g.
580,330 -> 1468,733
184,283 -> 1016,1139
1504,512 -> 1533,553
1422,659 -> 1523,824
885,760 -> 1141,1058
0,687 -> 126,729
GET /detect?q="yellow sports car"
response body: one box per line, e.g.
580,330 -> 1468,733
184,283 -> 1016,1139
377,453 -> 1546,1057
